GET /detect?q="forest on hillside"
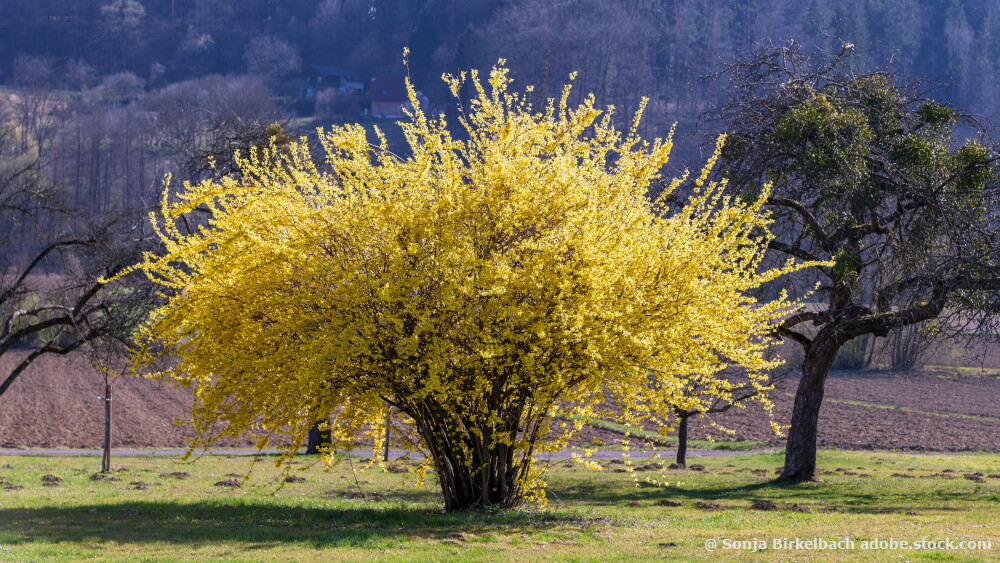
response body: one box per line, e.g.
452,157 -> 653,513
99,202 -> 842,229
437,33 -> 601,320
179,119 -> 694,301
2,0 -> 999,262
3,0 -> 998,121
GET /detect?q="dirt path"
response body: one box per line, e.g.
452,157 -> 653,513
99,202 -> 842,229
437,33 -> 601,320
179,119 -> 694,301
0,447 -> 779,460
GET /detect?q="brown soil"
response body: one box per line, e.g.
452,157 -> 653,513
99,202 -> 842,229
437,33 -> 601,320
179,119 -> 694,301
689,369 -> 1000,452
820,370 -> 1000,418
0,350 -> 255,448
3,350 -> 1000,453
0,350 -> 646,450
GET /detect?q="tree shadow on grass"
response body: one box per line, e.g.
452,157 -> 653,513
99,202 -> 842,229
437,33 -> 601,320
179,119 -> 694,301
551,477 -> 972,514
0,475 -> 976,549
0,500 -> 585,549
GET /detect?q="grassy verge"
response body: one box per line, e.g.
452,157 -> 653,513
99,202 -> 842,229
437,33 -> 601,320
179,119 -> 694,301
922,365 -> 1000,377
1,450 -> 999,561
824,398 -> 1000,422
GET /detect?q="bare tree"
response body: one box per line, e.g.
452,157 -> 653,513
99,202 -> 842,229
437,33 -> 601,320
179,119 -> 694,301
480,0 -> 657,120
243,36 -> 301,88
0,212 -> 158,401
883,322 -> 943,372
146,75 -> 288,182
671,345 -> 795,467
67,258 -> 154,473
0,97 -> 159,403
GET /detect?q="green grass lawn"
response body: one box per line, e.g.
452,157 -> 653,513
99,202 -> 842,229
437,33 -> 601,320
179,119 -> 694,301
1,450 -> 998,561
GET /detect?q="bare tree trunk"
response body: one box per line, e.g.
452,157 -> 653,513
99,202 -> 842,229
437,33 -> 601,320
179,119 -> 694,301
101,379 -> 112,473
306,418 -> 331,455
410,402 -> 528,511
382,408 -> 391,461
675,412 -> 689,467
780,334 -> 839,482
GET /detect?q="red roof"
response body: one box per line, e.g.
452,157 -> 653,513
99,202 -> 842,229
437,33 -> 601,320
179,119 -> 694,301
367,76 -> 408,102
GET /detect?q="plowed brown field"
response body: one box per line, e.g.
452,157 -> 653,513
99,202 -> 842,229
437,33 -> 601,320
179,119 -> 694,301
690,369 -> 1000,452
0,351 -> 254,448
2,350 -> 999,451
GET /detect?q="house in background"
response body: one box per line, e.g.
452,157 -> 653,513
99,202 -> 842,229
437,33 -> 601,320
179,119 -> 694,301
367,76 -> 408,118
367,76 -> 430,119
300,65 -> 364,98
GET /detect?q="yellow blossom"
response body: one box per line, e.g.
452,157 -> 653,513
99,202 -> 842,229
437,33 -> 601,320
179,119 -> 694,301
115,61 -> 816,510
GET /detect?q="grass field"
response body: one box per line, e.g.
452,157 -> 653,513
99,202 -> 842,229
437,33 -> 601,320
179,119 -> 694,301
1,450 -> 999,561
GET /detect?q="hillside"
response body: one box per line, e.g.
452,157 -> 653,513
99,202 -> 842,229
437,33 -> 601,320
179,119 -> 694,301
0,351 -> 255,448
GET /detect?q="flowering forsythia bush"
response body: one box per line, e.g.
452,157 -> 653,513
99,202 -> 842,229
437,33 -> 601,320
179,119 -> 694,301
118,63 -> 810,510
